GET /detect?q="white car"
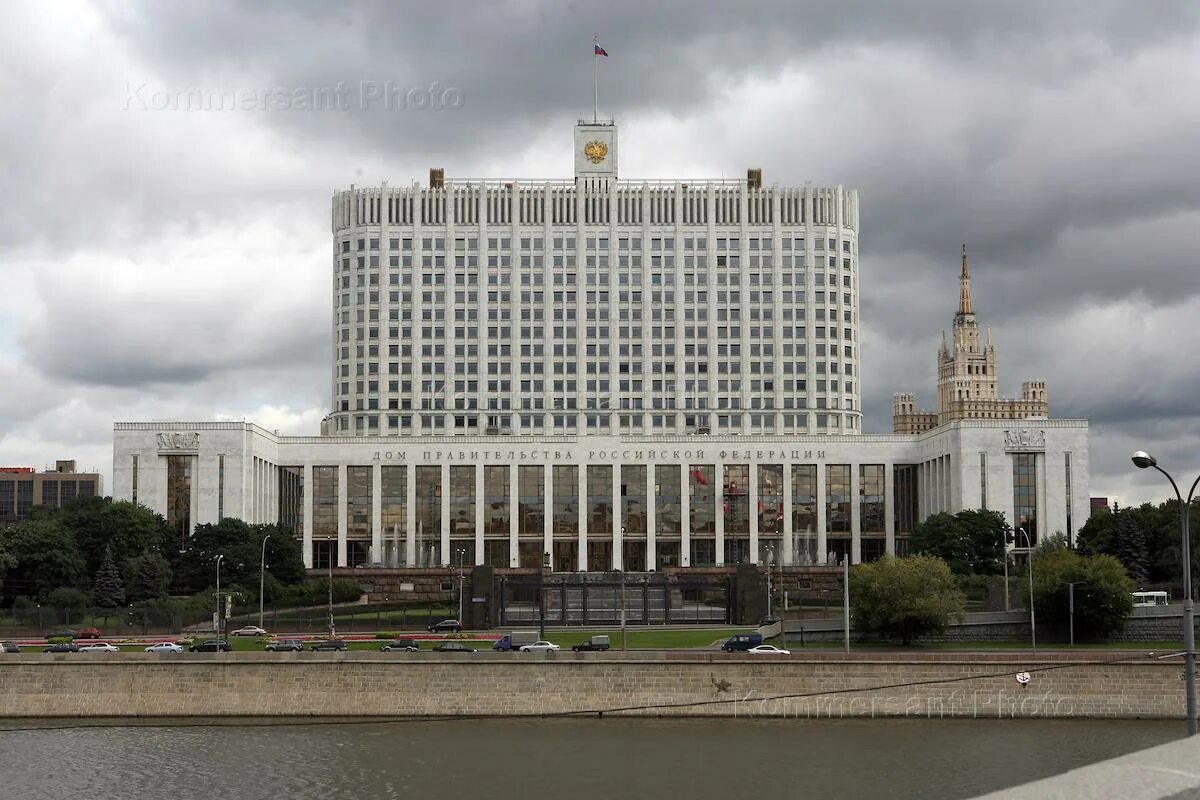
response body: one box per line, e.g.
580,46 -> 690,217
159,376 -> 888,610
78,642 -> 120,653
229,626 -> 267,637
144,642 -> 184,654
518,640 -> 561,653
747,644 -> 791,656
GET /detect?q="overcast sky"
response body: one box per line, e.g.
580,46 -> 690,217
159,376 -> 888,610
2,1 -> 1199,510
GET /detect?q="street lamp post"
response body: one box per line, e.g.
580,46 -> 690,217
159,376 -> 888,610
456,547 -> 466,622
1131,450 -> 1198,736
539,551 -> 550,640
214,554 -> 225,642
1014,527 -> 1036,654
259,534 -> 271,631
1001,532 -> 1010,612
766,545 -> 775,619
326,537 -> 335,638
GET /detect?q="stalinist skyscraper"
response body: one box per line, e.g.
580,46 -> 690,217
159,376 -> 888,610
892,247 -> 1048,434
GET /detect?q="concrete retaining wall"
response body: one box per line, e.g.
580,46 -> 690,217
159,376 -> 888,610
0,653 -> 1185,719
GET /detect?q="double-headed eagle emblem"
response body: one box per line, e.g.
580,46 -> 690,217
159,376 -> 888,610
584,139 -> 608,164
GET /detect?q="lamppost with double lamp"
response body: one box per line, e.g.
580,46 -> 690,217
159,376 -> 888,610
1065,581 -> 1089,647
456,547 -> 466,622
325,537 -> 335,638
766,545 -> 775,619
259,533 -> 271,631
539,551 -> 550,640
1131,450 -> 1198,736
214,554 -> 225,642
1010,526 -> 1036,653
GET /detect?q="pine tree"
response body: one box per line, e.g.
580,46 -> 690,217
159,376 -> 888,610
92,543 -> 125,609
1113,510 -> 1150,587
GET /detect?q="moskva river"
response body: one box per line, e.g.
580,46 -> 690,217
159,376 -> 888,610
0,717 -> 1180,799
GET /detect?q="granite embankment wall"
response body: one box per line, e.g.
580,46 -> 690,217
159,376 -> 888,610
0,653 -> 1184,719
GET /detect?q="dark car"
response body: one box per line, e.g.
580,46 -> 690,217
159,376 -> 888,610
310,639 -> 347,652
427,619 -> 463,633
190,639 -> 232,652
380,638 -> 419,652
431,641 -> 474,653
264,639 -> 304,652
77,626 -> 102,639
43,642 -> 80,653
1,641 -> 22,653
721,633 -> 764,652
45,630 -> 75,640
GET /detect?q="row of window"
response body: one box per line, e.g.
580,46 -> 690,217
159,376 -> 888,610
341,236 -> 856,254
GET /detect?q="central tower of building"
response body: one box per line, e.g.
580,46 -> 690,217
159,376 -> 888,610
327,121 -> 861,438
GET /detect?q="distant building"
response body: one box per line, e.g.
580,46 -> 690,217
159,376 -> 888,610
893,246 -> 1049,434
0,460 -> 103,525
1090,497 -> 1111,517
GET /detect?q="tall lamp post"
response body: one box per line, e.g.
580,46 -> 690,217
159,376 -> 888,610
1131,450 -> 1198,736
326,536 -> 335,638
456,547 -> 466,622
766,545 -> 775,619
1012,526 -> 1036,653
1065,581 -> 1088,647
259,534 -> 271,631
539,551 -> 550,640
214,554 -> 225,642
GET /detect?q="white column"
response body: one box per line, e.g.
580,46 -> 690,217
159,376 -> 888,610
302,463 -> 314,568
405,464 -> 417,567
371,464 -> 382,565
612,466 -> 622,571
714,462 -> 725,565
440,463 -> 451,566
782,463 -> 793,566
884,463 -> 896,556
645,465 -> 656,571
749,465 -> 760,564
509,465 -> 519,567
816,464 -> 827,563
474,465 -> 485,566
543,465 -> 553,568
336,464 -> 348,567
680,463 -> 691,567
850,463 -> 862,565
577,466 -> 588,571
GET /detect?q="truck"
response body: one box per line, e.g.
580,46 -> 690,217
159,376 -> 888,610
571,635 -> 611,652
492,631 -> 540,652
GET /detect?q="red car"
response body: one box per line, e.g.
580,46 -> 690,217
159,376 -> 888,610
77,627 -> 101,639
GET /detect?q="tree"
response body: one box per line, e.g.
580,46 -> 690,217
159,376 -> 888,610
1022,548 -> 1134,640
0,519 -> 86,601
910,509 -> 1008,574
1112,511 -> 1150,587
172,519 -> 306,594
92,543 -> 125,609
850,555 -> 966,645
59,496 -> 174,576
124,552 -> 172,603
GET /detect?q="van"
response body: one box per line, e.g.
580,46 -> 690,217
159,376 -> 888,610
721,633 -> 763,652
493,631 -> 540,651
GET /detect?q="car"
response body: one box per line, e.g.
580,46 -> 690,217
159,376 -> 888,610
747,644 -> 791,656
431,641 -> 474,653
45,630 -> 75,640
427,619 -> 464,634
721,633 -> 764,652
77,627 -> 102,639
189,639 -> 232,652
310,639 -> 348,651
79,642 -> 120,653
43,642 -> 79,653
229,626 -> 267,637
571,635 -> 611,652
380,638 -> 419,652
518,640 -> 561,653
144,642 -> 184,654
1,641 -> 21,653
264,638 -> 304,652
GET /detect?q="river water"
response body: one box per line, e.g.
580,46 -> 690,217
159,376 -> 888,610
0,717 -> 1180,800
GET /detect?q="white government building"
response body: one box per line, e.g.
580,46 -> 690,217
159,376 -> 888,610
112,119 -> 1089,571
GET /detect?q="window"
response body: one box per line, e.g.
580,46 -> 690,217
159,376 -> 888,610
1013,453 -> 1038,545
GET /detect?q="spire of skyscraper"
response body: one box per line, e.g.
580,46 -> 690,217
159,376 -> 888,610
958,243 -> 974,318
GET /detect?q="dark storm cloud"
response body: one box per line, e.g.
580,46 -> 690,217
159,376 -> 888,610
1,0 -> 1198,502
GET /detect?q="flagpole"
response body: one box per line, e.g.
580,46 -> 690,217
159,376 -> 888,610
593,35 -> 599,123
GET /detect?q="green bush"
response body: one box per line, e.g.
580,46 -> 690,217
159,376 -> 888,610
850,555 -> 966,645
1022,549 -> 1134,640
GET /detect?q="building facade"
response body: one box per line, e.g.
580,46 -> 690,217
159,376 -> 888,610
326,121 -> 863,438
0,460 -> 103,525
111,118 -> 1090,569
112,421 -> 1088,568
893,247 -> 1049,434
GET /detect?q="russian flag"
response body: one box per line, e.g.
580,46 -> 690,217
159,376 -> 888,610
594,43 -> 608,57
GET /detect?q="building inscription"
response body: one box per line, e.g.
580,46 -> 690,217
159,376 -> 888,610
1003,429 -> 1046,451
157,432 -> 200,451
371,448 -> 829,463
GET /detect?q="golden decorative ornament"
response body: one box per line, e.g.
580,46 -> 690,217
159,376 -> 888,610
584,139 -> 608,164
